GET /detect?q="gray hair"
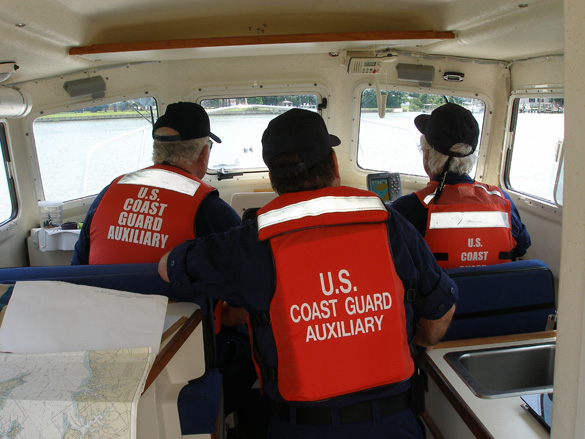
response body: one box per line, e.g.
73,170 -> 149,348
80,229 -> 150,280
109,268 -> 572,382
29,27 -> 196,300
152,127 -> 209,167
420,135 -> 477,176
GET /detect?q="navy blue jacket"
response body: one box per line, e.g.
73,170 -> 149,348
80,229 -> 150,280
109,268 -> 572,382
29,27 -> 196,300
165,194 -> 457,408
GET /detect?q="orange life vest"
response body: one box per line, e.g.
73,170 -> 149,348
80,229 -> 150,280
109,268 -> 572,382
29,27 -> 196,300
415,181 -> 516,269
89,164 -> 214,264
256,186 -> 414,402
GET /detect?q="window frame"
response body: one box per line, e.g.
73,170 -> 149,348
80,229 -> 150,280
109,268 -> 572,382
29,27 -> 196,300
350,82 -> 492,184
189,83 -> 330,179
0,122 -> 17,226
503,90 -> 564,210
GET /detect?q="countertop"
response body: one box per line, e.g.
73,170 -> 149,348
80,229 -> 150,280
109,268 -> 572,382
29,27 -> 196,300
422,331 -> 555,439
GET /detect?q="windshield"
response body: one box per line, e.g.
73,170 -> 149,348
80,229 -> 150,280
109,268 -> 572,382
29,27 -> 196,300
201,94 -> 320,173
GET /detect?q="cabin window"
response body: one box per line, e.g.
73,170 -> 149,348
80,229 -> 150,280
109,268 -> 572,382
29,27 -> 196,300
357,90 -> 485,177
32,97 -> 157,202
506,97 -> 564,205
199,94 -> 320,175
0,124 -> 16,225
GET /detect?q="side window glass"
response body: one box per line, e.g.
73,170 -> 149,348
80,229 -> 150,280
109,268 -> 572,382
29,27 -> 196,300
506,97 -> 564,205
357,90 -> 485,177
33,97 -> 157,202
0,124 -> 16,224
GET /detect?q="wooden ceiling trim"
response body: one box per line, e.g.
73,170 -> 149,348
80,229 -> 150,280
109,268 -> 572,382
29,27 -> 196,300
70,31 -> 455,55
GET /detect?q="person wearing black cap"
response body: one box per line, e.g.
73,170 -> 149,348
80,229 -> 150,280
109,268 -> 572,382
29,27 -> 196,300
71,102 -> 257,422
72,102 -> 241,265
392,103 -> 531,269
158,108 -> 458,439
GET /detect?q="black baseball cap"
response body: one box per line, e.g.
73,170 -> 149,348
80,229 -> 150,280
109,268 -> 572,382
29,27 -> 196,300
261,109 -> 340,175
414,103 -> 479,157
152,102 -> 221,143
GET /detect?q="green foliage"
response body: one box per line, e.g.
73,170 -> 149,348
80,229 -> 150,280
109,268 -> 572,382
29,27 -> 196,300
360,89 -> 479,112
202,95 -> 318,109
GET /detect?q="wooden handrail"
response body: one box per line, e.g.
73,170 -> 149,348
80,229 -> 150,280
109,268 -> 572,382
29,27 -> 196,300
143,308 -> 203,393
70,30 -> 455,56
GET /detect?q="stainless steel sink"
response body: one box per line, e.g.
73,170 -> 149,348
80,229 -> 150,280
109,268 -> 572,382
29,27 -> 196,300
444,342 -> 555,399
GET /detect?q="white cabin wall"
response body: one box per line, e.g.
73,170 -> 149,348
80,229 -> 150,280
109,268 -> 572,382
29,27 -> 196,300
509,56 -> 564,89
14,52 -> 510,190
553,0 -> 585,436
0,117 -> 36,267
4,50 -> 514,267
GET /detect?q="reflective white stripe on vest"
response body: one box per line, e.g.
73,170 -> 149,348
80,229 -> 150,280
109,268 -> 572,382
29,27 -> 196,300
429,211 -> 510,229
474,184 -> 504,198
423,192 -> 437,205
118,168 -> 200,196
257,196 -> 386,230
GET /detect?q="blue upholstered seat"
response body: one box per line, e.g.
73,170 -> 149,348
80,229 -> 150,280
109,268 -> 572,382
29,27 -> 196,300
443,259 -> 556,340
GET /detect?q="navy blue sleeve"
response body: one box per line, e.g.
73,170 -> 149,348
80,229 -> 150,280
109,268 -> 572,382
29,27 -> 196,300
501,190 -> 531,258
71,186 -> 109,265
166,221 -> 275,311
195,192 -> 242,236
387,207 -> 458,320
390,193 -> 428,237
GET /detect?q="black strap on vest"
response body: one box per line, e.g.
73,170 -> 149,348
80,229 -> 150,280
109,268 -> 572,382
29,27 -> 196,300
499,251 -> 514,260
273,391 -> 411,425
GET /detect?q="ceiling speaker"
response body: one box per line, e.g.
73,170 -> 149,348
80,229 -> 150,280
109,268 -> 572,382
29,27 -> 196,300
396,63 -> 435,87
63,76 -> 106,99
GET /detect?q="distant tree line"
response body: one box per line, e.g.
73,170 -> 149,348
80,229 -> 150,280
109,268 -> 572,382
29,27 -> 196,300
78,97 -> 156,113
202,95 -> 318,108
360,89 -> 473,112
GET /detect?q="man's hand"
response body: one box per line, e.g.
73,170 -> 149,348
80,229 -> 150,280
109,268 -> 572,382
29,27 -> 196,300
222,302 -> 249,327
158,251 -> 171,282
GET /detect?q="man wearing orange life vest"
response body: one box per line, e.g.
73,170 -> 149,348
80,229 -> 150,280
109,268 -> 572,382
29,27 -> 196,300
392,103 -> 531,269
71,102 -> 255,418
158,108 -> 457,439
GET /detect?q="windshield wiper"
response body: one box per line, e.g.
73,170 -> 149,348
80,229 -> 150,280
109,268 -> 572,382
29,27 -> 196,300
217,168 -> 244,181
130,101 -> 155,124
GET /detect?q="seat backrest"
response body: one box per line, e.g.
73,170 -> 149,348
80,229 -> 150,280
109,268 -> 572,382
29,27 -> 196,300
230,192 -> 277,218
443,259 -> 556,340
0,263 -> 214,310
0,262 -> 170,295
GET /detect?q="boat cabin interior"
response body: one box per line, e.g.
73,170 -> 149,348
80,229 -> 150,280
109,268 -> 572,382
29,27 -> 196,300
0,0 -> 583,438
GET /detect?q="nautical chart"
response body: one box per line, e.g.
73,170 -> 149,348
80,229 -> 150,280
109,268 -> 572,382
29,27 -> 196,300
0,347 -> 152,439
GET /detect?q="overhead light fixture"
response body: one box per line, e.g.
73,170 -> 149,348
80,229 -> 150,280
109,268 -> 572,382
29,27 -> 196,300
0,62 -> 19,83
63,76 -> 106,99
396,63 -> 435,87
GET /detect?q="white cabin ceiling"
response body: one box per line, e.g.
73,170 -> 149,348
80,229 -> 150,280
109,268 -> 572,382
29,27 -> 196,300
0,0 -> 563,85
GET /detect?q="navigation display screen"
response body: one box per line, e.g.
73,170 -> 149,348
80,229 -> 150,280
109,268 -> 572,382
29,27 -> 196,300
367,172 -> 402,203
370,177 -> 390,201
